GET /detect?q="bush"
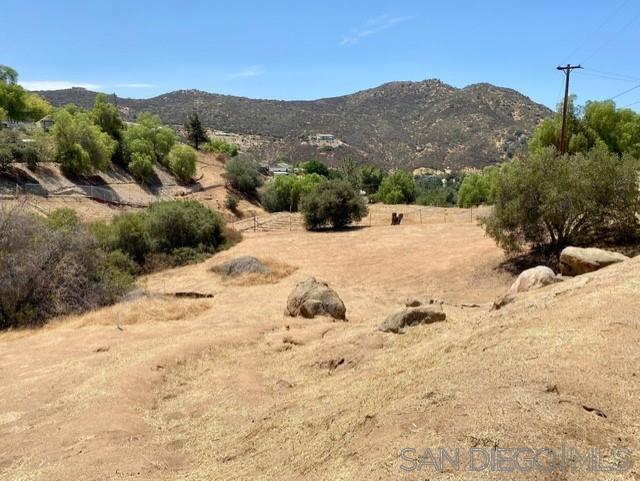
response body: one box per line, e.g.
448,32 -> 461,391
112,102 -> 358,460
168,144 -> 197,182
300,179 -> 368,230
225,154 -> 263,193
124,112 -> 176,171
376,171 -> 416,204
52,108 -> 116,176
0,145 -> 12,171
359,164 -> 386,195
457,166 -> 499,207
483,147 -> 640,253
225,193 -> 239,212
300,159 -> 330,177
203,138 -> 238,156
146,200 -> 226,253
261,173 -> 324,212
0,206 -> 133,329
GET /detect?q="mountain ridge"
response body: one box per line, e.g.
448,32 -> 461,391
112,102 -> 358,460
37,79 -> 552,170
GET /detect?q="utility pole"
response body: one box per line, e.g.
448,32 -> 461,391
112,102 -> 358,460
556,64 -> 582,154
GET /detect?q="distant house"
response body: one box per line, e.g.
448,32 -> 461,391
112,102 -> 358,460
312,133 -> 335,142
36,115 -> 54,132
268,163 -> 293,175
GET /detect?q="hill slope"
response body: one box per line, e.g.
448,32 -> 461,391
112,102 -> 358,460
39,80 -> 552,170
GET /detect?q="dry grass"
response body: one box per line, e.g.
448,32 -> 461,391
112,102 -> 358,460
215,257 -> 298,286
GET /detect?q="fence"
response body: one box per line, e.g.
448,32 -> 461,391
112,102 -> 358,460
233,205 -> 492,233
0,182 -> 174,206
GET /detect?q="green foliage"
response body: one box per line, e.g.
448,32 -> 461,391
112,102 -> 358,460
92,93 -> 125,165
46,208 -> 81,233
529,98 -> 640,157
261,173 -> 324,212
51,107 -> 116,176
225,154 -> 263,193
457,166 -> 499,207
483,147 -> 640,253
0,145 -> 12,171
168,144 -> 197,182
225,193 -> 239,212
299,179 -> 368,230
376,171 -> 416,204
124,112 -> 176,166
0,66 -> 51,121
184,112 -> 209,150
146,200 -> 226,253
359,164 -> 386,195
300,159 -> 330,177
202,138 -> 239,156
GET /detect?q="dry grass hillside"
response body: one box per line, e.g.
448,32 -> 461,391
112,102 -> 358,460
1,220 -> 639,480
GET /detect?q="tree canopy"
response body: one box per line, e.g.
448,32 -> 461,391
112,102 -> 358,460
0,65 -> 51,122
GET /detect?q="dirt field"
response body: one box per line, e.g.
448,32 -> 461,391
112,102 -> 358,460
1,218 -> 640,480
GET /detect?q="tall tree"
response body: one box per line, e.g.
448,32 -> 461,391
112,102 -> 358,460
92,93 -> 125,165
184,112 -> 208,150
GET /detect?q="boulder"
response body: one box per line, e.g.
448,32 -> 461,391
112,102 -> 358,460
559,247 -> 629,276
404,297 -> 443,308
212,256 -> 269,277
379,306 -> 446,333
508,266 -> 562,295
286,277 -> 346,320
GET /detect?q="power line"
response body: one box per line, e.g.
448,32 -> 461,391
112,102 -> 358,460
609,83 -> 640,100
563,0 -> 631,63
580,7 -> 640,64
582,67 -> 640,83
579,70 -> 640,83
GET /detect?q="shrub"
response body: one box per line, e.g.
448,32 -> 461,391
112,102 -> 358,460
225,193 -> 239,212
146,200 -> 226,253
225,154 -> 263,193
124,112 -> 176,169
457,166 -> 499,207
168,144 -> 197,182
52,108 -> 116,176
0,206 -> 133,329
299,179 -> 368,230
483,146 -> 640,253
376,171 -> 416,204
359,164 -> 386,195
0,145 -> 12,171
416,186 -> 455,207
261,173 -> 324,212
300,159 -> 330,177
203,138 -> 238,156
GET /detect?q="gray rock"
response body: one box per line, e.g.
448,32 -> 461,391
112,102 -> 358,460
212,256 -> 269,277
286,277 -> 346,320
379,306 -> 446,333
559,247 -> 629,276
404,297 -> 443,308
508,266 -> 562,295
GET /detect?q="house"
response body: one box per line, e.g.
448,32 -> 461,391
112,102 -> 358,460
36,115 -> 54,132
315,133 -> 335,141
268,163 -> 293,175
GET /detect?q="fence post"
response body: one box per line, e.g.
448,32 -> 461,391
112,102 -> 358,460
470,206 -> 473,223
253,214 -> 256,232
420,210 -> 422,224
369,212 -> 372,227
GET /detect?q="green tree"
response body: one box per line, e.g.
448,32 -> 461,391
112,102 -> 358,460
376,170 -> 416,204
124,113 -> 176,165
184,112 -> 208,150
300,159 -> 330,177
300,179 -> 368,230
482,146 -> 640,253
168,144 -> 197,182
202,138 -> 239,156
359,164 -> 386,195
457,166 -> 499,208
0,66 -> 51,121
225,154 -> 263,193
51,107 -> 116,176
261,173 -> 324,212
92,93 -> 125,165
0,65 -> 18,84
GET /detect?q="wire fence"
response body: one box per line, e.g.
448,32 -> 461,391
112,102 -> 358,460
233,205 -> 493,233
0,182 -> 175,206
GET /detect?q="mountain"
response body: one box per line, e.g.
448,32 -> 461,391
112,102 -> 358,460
38,80 -> 552,170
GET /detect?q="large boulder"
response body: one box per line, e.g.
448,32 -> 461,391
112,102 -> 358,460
508,266 -> 562,295
212,256 -> 269,277
379,306 -> 446,334
559,247 -> 629,276
286,277 -> 346,320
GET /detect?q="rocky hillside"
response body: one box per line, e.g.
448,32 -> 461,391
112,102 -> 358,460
38,80 -> 552,170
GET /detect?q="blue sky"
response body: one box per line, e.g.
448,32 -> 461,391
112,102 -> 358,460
2,0 -> 640,110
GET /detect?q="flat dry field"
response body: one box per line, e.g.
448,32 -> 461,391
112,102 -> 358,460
1,219 -> 640,481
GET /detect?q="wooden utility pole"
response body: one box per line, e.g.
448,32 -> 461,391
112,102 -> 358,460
556,64 -> 582,154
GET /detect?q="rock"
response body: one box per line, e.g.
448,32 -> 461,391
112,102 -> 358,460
508,266 -> 562,295
211,256 -> 269,277
286,277 -> 347,320
379,306 -> 446,333
559,247 -> 629,276
404,297 -> 443,308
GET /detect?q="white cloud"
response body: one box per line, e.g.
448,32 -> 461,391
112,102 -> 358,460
19,80 -> 103,91
228,66 -> 264,79
340,15 -> 413,46
116,83 -> 156,88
